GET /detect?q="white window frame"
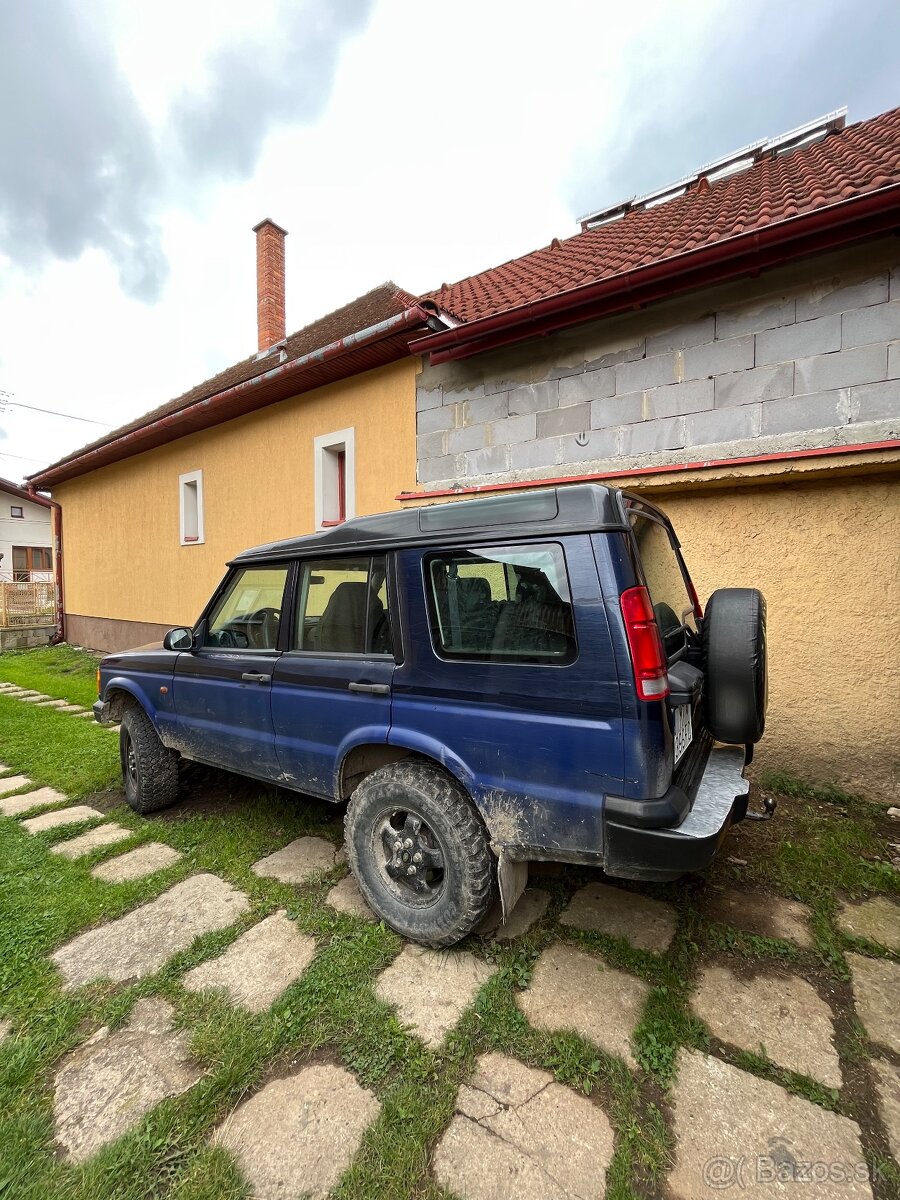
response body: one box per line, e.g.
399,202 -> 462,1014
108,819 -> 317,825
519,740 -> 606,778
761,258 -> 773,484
179,469 -> 205,546
313,427 -> 355,531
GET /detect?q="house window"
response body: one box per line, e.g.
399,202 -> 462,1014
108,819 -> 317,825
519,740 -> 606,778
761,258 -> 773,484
10,505 -> 24,518
313,428 -> 355,530
12,546 -> 52,582
179,470 -> 205,545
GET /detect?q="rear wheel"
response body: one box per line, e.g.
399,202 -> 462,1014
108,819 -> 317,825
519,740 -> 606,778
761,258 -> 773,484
702,587 -> 768,745
345,762 -> 495,947
120,705 -> 180,814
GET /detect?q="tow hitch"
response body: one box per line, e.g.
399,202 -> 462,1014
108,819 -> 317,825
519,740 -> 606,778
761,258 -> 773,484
745,796 -> 778,822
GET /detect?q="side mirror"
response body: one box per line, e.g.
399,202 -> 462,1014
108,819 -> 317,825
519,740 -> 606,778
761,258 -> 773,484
163,627 -> 195,652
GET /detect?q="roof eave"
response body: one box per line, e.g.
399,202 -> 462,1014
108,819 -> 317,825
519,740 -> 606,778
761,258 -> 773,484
0,477 -> 52,507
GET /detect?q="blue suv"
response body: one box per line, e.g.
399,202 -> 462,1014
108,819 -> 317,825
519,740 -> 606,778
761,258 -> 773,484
95,485 -> 770,946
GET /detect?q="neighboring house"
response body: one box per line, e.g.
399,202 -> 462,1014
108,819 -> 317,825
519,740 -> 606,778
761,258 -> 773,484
0,477 -> 53,581
404,107 -> 900,800
29,220 -> 449,652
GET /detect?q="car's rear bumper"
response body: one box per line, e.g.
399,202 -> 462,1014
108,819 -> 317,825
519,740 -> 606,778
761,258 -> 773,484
602,745 -> 749,881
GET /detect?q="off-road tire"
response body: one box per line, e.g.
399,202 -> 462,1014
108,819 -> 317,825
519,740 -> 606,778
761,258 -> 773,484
120,704 -> 180,814
345,761 -> 495,947
702,587 -> 768,745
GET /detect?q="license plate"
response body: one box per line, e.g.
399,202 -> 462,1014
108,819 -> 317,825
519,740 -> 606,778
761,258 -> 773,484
673,703 -> 693,765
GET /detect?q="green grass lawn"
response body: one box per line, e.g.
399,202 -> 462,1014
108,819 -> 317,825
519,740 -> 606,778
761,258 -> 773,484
0,649 -> 897,1199
0,644 -> 101,709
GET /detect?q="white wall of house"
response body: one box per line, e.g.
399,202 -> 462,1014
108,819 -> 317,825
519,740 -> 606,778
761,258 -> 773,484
0,488 -> 53,581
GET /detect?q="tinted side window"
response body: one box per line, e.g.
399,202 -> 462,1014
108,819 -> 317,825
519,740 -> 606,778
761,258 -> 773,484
630,514 -> 696,645
206,566 -> 288,649
425,544 -> 576,664
294,555 -> 391,655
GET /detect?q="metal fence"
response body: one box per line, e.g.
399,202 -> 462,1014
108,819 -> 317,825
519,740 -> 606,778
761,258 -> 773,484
0,580 -> 58,628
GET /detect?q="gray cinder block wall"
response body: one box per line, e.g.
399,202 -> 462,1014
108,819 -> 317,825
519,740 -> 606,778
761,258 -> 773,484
415,240 -> 900,488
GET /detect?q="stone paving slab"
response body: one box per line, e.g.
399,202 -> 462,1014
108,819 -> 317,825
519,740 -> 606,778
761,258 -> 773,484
433,1051 -> 614,1200
52,873 -> 250,989
0,1018 -> 11,1043
375,944 -> 497,1049
325,875 -> 376,922
22,806 -> 104,834
53,998 -> 202,1162
7,689 -> 39,697
517,942 -> 647,1067
58,704 -> 87,714
19,693 -> 52,703
73,711 -> 95,718
35,698 -> 69,708
0,775 -> 32,797
495,887 -> 551,941
669,1049 -> 872,1199
212,1063 -> 379,1200
91,842 -> 182,882
559,881 -> 676,952
848,953 -> 900,1054
705,886 -> 814,948
0,786 -> 68,817
872,1057 -> 900,1163
691,964 -> 841,1088
52,823 -> 133,859
183,911 -> 316,1012
837,896 -> 900,952
250,836 -> 341,885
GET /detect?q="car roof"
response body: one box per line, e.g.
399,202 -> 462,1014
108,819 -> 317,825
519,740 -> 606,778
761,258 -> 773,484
231,483 -> 632,564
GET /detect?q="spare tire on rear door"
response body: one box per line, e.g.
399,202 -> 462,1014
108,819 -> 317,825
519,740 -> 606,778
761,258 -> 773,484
702,588 -> 768,745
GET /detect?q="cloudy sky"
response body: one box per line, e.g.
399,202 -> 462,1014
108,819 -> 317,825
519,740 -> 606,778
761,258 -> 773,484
1,0 -> 897,481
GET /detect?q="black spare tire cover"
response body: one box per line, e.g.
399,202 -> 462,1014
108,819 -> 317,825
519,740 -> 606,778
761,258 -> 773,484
702,588 -> 768,745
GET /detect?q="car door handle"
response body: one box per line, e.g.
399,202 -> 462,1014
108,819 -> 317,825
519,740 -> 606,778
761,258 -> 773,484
348,682 -> 391,696
241,672 -> 271,684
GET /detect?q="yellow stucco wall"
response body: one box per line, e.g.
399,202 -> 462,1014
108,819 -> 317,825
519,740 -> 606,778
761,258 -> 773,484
53,357 -> 418,627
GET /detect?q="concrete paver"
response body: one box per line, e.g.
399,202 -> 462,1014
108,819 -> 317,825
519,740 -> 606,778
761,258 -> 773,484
325,875 -> 376,922
691,964 -> 841,1087
0,1018 -> 11,1043
0,775 -> 32,797
250,836 -> 341,885
559,881 -> 677,952
52,873 -> 250,988
375,944 -> 497,1049
212,1063 -> 379,1200
848,953 -> 900,1054
53,998 -> 202,1162
35,699 -> 69,708
517,942 -> 647,1067
433,1052 -> 614,1200
837,896 -> 900,952
705,886 -> 814,947
58,704 -> 87,714
0,786 -> 68,817
22,806 -> 103,834
872,1057 -> 900,1163
52,823 -> 133,858
91,842 -> 182,882
19,694 -> 52,703
183,911 -> 316,1012
495,887 -> 551,941
668,1049 -> 872,1199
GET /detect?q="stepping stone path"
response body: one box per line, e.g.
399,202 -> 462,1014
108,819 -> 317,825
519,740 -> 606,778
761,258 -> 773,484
495,887 -> 551,941
0,1019 -> 11,1043
433,1052 -> 614,1200
872,1058 -> 900,1162
22,806 -> 103,834
517,942 -> 647,1067
0,775 -> 32,797
19,694 -> 52,703
53,998 -> 202,1163
0,786 -> 68,817
705,885 -> 814,948
53,873 -> 249,989
212,1063 -> 379,1200
326,875 -> 376,922
375,944 -> 497,1049
848,953 -> 900,1054
837,896 -> 900,951
91,842 -> 182,882
560,881 -> 676,952
52,823 -> 133,858
668,1049 -> 871,1199
35,699 -> 70,708
251,836 -> 341,884
691,964 -> 841,1087
183,911 -> 315,1012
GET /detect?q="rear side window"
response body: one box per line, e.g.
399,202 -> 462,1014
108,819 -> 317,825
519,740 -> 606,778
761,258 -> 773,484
630,514 -> 697,648
425,544 -> 576,664
294,555 -> 391,655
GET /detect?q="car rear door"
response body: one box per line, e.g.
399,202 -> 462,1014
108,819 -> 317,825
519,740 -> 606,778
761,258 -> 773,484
271,553 -> 394,798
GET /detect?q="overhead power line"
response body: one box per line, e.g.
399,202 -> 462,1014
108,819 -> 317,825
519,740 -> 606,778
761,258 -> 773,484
0,395 -> 112,427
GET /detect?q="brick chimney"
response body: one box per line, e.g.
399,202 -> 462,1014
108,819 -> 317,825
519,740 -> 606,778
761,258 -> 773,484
252,218 -> 288,353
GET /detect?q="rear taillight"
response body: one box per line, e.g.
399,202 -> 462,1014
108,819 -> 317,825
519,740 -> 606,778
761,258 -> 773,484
620,586 -> 669,701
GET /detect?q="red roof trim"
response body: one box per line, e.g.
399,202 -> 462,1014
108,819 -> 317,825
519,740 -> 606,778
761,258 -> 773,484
397,440 -> 900,501
0,476 -> 52,507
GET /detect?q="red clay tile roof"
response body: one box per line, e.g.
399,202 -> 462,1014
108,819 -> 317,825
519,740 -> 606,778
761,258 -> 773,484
426,106 -> 900,323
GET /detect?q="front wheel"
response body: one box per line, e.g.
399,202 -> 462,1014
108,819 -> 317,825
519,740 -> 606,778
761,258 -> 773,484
344,762 -> 495,947
120,705 -> 180,814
